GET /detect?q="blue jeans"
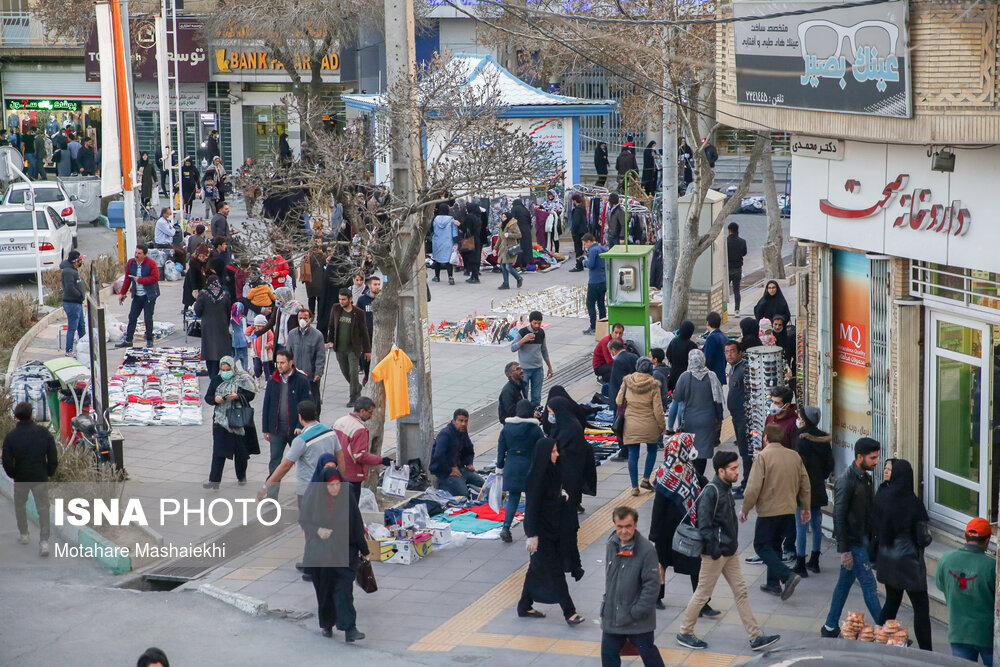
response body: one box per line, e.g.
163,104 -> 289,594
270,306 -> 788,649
667,399 -> 684,430
232,346 -> 248,373
626,442 -> 658,488
824,539 -> 882,628
63,301 -> 86,353
952,643 -> 993,666
502,488 -> 522,529
753,514 -> 795,587
795,507 -> 823,556
436,468 -> 485,498
523,366 -> 543,406
500,263 -> 519,287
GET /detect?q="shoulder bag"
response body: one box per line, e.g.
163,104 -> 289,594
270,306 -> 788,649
672,483 -> 721,558
611,386 -> 626,442
226,393 -> 254,429
460,234 -> 476,251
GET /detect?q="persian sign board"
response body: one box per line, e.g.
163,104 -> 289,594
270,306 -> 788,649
733,0 -> 911,117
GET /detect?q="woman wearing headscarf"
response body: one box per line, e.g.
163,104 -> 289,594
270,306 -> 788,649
138,152 -> 156,209
753,280 -> 791,323
548,396 -> 595,579
194,265 -> 233,377
665,321 -> 698,432
671,349 -> 723,476
182,243 -> 211,311
264,285 -> 302,351
430,201 -> 460,284
641,140 -> 658,195
495,211 -> 523,290
180,156 -> 199,216
647,433 -> 719,617
594,142 -> 610,187
318,246 -> 351,336
510,198 -> 533,269
543,385 -> 598,436
739,316 -> 763,351
791,406 -> 833,576
299,466 -> 369,642
459,201 -> 483,284
616,358 -> 666,496
517,437 -> 586,626
203,355 -> 259,488
278,133 -> 292,167
496,399 -> 544,543
873,459 -> 932,651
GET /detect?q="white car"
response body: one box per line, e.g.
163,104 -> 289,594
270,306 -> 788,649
3,181 -> 79,238
0,204 -> 76,277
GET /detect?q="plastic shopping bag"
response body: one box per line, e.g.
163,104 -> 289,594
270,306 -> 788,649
449,246 -> 461,266
381,462 -> 410,497
488,473 -> 503,514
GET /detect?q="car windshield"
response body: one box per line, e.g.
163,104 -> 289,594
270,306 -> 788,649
6,187 -> 64,204
0,211 -> 46,231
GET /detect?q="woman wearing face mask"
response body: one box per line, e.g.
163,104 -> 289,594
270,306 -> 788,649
873,459 -> 933,651
496,400 -> 544,543
790,406 -> 833,577
194,264 -> 234,377
203,355 -> 259,489
299,466 -> 369,642
517,437 -> 586,626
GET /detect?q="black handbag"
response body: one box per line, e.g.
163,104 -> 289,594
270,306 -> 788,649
356,558 -> 378,594
611,386 -> 626,441
186,319 -> 202,338
226,394 -> 254,429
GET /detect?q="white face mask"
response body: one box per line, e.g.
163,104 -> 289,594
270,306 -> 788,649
548,412 -> 556,424
768,403 -> 781,415
298,319 -> 309,329
796,418 -> 805,428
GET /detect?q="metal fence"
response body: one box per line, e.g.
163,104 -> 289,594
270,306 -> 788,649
0,12 -> 82,47
868,256 -> 891,481
560,67 -> 645,154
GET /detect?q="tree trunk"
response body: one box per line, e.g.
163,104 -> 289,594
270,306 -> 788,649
361,278 -> 401,491
761,143 -> 786,280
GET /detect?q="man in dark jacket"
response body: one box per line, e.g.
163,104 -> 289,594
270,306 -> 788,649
355,275 -> 379,383
726,223 -> 748,316
606,193 -> 626,247
649,348 -> 670,412
821,437 -> 881,637
615,142 -> 638,192
429,409 -> 482,497
33,130 -> 47,180
325,288 -> 370,408
677,451 -> 779,652
261,349 -> 312,499
60,250 -> 86,356
567,193 -> 589,273
77,137 -> 97,175
498,362 -> 528,424
702,138 -> 719,168
725,341 -> 752,498
608,338 -> 638,461
2,402 -> 58,556
600,506 -> 664,666
594,142 -> 610,187
210,202 -> 230,239
285,308 -> 327,413
116,244 -> 160,348
702,312 -> 728,385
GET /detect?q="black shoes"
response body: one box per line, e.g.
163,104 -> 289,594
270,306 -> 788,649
568,267 -> 584,273
431,277 -> 440,282
465,278 -> 480,284
202,481 -> 220,490
699,604 -> 721,618
448,277 -> 455,285
760,584 -> 782,596
750,634 -> 780,651
780,574 -> 801,600
115,340 -> 133,348
344,628 -> 365,643
516,276 -> 523,288
499,527 -> 512,543
321,628 -> 333,638
807,551 -> 821,573
792,556 -> 809,578
820,625 -> 841,638
676,634 -> 707,650
498,284 -> 510,290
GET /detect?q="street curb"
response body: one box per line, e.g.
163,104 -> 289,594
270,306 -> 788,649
0,474 -> 132,574
197,583 -> 268,616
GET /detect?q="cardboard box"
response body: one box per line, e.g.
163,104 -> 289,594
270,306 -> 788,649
427,523 -> 452,546
365,537 -> 394,562
595,318 -> 608,341
384,539 -> 416,565
413,533 -> 433,558
649,300 -> 662,324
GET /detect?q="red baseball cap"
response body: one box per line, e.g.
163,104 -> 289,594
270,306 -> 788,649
965,517 -> 991,538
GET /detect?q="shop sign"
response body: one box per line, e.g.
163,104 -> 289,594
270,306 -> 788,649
525,118 -> 565,164
213,50 -> 339,72
733,1 -> 910,118
790,134 -> 843,160
6,99 -> 80,112
85,18 -> 208,83
819,174 -> 971,236
133,84 -> 208,113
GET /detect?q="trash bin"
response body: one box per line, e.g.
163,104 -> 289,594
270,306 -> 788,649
45,380 -> 61,433
58,176 -> 103,224
58,386 -> 91,444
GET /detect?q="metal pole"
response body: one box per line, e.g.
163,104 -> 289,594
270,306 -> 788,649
169,0 -> 184,234
660,26 -> 679,328
5,154 -> 43,305
154,11 -> 174,212
384,0 -> 434,467
110,0 -> 138,252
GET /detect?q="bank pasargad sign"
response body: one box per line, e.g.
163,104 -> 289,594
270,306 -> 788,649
733,0 -> 911,118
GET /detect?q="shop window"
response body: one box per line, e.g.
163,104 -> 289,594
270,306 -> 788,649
935,478 -> 979,517
936,320 -> 982,357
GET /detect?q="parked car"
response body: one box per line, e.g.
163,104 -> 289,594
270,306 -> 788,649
0,204 -> 76,277
3,181 -> 79,238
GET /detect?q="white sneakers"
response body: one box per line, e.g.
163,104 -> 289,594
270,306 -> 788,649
18,533 -> 29,545
39,541 -> 49,557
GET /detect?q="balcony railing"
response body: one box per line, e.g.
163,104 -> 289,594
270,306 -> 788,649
1,12 -> 82,48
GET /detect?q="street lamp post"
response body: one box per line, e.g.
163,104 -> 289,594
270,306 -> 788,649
0,146 -> 42,305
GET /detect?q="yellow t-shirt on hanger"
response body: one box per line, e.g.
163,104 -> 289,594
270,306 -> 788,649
371,347 -> 414,420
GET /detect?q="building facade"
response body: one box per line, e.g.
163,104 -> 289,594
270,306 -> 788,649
717,0 -> 1000,539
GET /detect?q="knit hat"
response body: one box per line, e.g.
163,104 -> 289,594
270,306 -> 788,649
801,406 -> 821,427
253,314 -> 268,326
965,517 -> 991,539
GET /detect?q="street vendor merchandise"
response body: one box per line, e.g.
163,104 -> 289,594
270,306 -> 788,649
108,347 -> 205,426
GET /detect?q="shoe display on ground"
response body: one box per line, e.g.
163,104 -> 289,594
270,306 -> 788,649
749,634 -> 780,651
676,634 -> 708,650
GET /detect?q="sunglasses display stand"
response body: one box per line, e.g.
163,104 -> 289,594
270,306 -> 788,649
745,345 -> 786,454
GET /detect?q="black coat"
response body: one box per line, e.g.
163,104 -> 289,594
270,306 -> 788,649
648,491 -> 701,574
615,147 -> 638,175
665,337 -> 697,391
2,422 -> 58,482
458,212 -> 482,267
194,277 -> 233,362
498,379 -> 528,424
739,317 -> 764,350
204,376 -> 260,457
550,404 -> 597,500
182,256 -> 207,309
570,203 -> 588,237
299,476 -> 369,570
754,284 -> 792,323
873,460 -> 929,590
833,463 -> 875,553
641,144 -> 657,193
793,427 -> 833,509
609,351 -> 638,407
594,145 -> 609,175
261,368 -> 312,435
695,476 -> 740,558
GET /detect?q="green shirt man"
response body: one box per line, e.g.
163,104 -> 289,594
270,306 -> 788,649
935,517 -> 996,658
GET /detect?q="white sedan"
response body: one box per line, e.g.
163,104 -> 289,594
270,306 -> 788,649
3,181 -> 79,238
0,204 -> 76,277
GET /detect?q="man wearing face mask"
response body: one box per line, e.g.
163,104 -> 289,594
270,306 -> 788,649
764,386 -> 797,449
285,308 -> 327,414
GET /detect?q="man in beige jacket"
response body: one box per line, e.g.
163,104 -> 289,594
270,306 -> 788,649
739,423 -> 811,601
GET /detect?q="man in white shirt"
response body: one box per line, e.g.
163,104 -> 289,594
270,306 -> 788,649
153,207 -> 175,248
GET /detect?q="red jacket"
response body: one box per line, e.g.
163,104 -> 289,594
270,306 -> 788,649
121,256 -> 160,298
333,412 -> 382,483
593,334 -> 614,369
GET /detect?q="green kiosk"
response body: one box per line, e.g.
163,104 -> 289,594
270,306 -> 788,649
601,243 -> 655,355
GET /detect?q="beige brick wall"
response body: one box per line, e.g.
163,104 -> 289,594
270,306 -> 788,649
718,1 -> 1000,143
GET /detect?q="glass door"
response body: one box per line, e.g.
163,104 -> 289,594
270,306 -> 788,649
926,311 -> 992,525
242,105 -> 287,165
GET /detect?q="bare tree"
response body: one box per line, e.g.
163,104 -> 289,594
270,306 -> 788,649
760,143 -> 786,280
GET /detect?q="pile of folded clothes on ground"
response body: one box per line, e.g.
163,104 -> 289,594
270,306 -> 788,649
108,347 -> 204,426
585,401 -> 620,463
